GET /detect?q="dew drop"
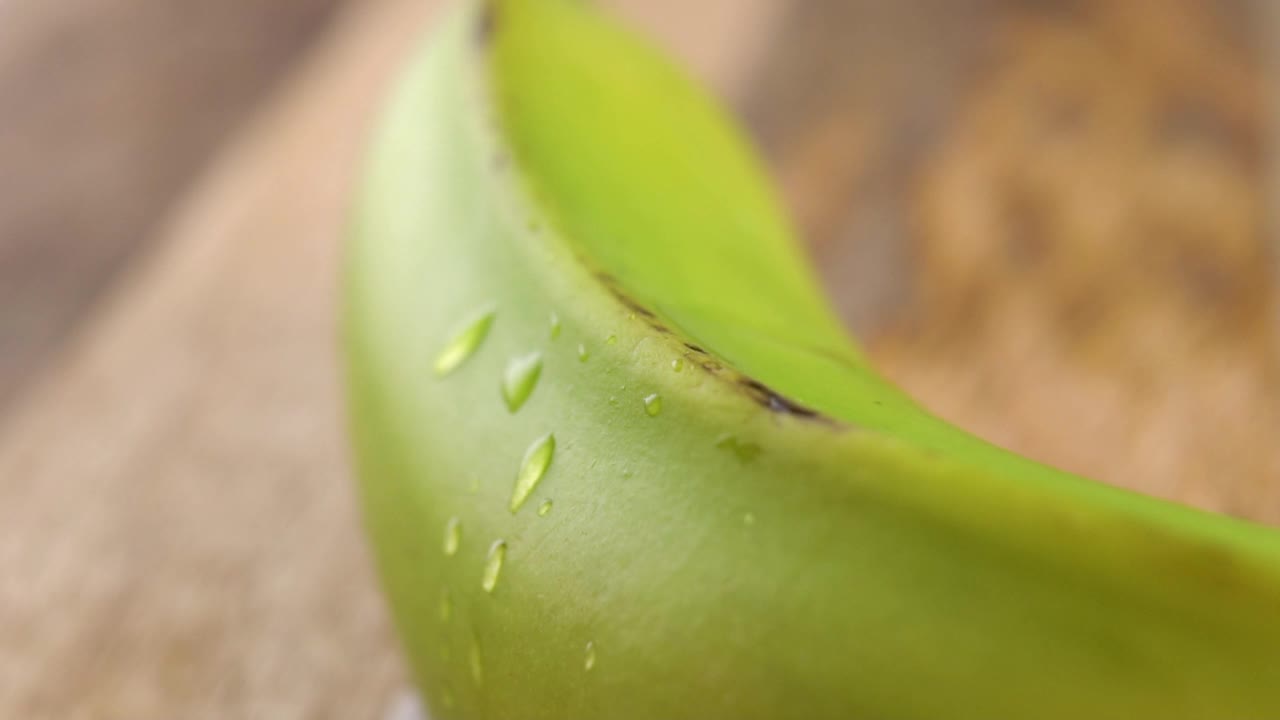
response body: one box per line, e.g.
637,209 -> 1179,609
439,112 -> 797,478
469,637 -> 485,687
434,308 -> 496,377
510,433 -> 555,513
584,641 -> 597,671
549,312 -> 562,340
443,517 -> 462,556
501,352 -> 543,413
671,358 -> 684,372
743,512 -> 757,526
481,539 -> 507,593
439,588 -> 453,621
627,312 -> 637,321
538,499 -> 553,517
606,334 -> 618,346
643,394 -> 663,417
577,343 -> 590,362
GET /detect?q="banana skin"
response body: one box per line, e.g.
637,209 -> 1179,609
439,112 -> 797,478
344,1 -> 1280,717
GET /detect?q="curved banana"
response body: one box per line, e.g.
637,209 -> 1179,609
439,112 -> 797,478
344,1 -> 1280,717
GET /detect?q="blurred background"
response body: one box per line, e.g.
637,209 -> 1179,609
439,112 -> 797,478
0,0 -> 1276,717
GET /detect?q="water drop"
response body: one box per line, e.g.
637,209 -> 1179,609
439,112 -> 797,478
538,500 -> 553,517
584,641 -> 597,671
549,312 -> 562,340
439,588 -> 453,621
501,352 -> 543,413
715,434 -> 762,462
469,637 -> 485,687
434,308 -> 495,377
671,358 -> 684,372
627,312 -> 637,321
481,539 -> 507,593
577,343 -> 590,362
606,334 -> 618,346
643,394 -> 663,417
510,433 -> 555,513
443,517 -> 462,556
442,686 -> 456,709
468,478 -> 481,494
743,512 -> 757,526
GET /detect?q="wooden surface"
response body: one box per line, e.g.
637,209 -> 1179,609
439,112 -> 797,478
0,0 -> 1275,717
0,0 -> 342,407
0,2 -> 432,716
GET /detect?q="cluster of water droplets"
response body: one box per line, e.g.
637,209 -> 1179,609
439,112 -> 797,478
428,302 -> 763,703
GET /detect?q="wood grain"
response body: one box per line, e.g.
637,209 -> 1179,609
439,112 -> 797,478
0,0 -> 341,407
0,1 -> 434,716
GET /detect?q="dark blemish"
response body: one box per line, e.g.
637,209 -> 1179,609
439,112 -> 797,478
492,150 -> 509,171
474,1 -> 497,46
773,398 -> 822,419
584,263 -> 836,424
631,305 -> 656,320
617,294 -> 655,319
738,378 -> 771,401
739,378 -> 821,419
591,270 -> 670,333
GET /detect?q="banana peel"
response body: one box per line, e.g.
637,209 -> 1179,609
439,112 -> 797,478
344,1 -> 1280,717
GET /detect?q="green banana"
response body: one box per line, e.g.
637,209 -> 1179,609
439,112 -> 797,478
344,0 -> 1280,717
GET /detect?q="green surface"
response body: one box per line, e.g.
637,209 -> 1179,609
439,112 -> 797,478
344,1 -> 1280,717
